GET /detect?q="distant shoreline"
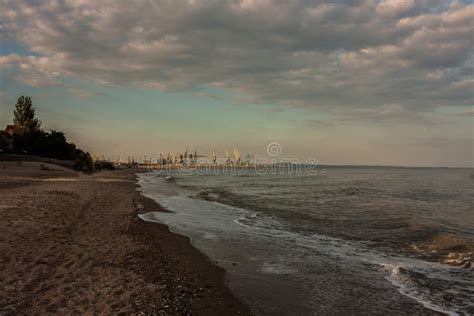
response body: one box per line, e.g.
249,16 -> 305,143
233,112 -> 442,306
2,153 -> 471,170
132,163 -> 473,170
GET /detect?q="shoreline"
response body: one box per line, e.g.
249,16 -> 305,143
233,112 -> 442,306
0,161 -> 250,314
130,171 -> 251,315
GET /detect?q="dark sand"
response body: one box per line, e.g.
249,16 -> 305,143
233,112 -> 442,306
0,161 -> 250,314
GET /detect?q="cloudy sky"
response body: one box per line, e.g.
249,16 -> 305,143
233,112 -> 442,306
0,0 -> 473,166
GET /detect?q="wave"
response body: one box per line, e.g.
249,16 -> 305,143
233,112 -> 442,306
192,190 -> 221,202
136,172 -> 474,315
383,264 -> 458,316
409,233 -> 474,269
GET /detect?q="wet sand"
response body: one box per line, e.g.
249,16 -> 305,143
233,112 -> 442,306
0,161 -> 250,314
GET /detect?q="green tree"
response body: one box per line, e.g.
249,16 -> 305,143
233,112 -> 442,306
0,131 -> 10,151
8,95 -> 94,172
13,96 -> 41,134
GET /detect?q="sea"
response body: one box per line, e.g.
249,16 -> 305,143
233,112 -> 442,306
136,166 -> 474,315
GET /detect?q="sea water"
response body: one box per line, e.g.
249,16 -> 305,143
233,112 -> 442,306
137,166 -> 474,315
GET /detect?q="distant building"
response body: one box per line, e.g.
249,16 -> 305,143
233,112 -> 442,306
5,125 -> 14,137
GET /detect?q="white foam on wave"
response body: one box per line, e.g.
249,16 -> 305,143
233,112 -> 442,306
203,232 -> 218,240
383,264 -> 459,316
233,217 -> 251,228
260,262 -> 298,275
137,212 -> 160,222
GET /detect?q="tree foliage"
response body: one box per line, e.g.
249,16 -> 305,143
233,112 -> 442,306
3,96 -> 94,171
0,131 -> 9,151
13,96 -> 41,134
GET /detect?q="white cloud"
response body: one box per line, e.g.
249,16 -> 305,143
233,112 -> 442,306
0,0 -> 472,119
0,54 -> 24,67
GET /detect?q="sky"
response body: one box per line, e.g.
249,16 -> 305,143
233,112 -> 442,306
0,0 -> 473,167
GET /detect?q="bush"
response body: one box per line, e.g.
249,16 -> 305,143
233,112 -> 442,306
0,131 -> 11,152
11,129 -> 93,171
74,150 -> 93,172
100,161 -> 115,170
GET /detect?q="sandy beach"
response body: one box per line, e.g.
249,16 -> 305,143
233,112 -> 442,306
0,161 -> 250,314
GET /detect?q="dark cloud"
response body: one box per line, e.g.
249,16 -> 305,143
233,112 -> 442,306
0,0 -> 472,120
